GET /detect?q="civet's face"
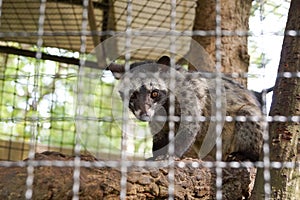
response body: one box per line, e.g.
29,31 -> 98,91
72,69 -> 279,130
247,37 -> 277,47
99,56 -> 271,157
127,83 -> 168,122
118,64 -> 169,122
109,56 -> 172,122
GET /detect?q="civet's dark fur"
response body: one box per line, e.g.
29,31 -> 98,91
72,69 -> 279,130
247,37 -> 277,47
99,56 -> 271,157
108,56 -> 263,161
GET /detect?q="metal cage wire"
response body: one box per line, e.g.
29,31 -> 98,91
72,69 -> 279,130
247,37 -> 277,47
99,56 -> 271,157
0,0 -> 299,199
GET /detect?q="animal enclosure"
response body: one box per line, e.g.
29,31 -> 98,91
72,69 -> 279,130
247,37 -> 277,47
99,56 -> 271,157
0,0 -> 299,199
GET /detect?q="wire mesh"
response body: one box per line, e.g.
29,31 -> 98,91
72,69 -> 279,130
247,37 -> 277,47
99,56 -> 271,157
0,0 -> 299,199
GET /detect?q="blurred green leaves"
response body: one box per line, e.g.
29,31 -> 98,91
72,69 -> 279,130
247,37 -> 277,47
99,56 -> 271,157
0,48 -> 151,158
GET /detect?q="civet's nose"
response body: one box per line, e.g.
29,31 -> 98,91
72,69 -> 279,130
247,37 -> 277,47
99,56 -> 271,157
139,113 -> 151,122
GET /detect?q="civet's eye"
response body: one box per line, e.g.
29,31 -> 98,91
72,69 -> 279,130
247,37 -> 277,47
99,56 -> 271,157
151,90 -> 159,99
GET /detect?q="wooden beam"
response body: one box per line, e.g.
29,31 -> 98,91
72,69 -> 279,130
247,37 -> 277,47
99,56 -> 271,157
87,0 -> 109,69
0,46 -> 99,69
47,0 -> 108,10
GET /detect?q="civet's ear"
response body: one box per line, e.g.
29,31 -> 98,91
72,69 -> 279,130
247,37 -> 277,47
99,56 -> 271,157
157,56 -> 170,66
106,63 -> 125,80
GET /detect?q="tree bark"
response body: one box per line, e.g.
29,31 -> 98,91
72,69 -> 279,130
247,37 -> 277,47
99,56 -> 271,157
251,0 -> 300,199
0,151 -> 255,200
189,0 -> 252,86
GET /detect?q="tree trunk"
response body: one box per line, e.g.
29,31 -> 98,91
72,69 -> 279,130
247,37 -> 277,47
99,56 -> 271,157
251,0 -> 300,199
189,0 -> 252,86
0,151 -> 255,199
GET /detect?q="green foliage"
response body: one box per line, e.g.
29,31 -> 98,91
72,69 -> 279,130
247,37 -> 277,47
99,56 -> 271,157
0,49 -> 151,158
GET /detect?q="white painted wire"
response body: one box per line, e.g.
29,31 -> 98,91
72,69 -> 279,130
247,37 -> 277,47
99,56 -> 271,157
258,1 -> 271,199
0,0 -> 297,199
214,0 -> 223,199
119,0 -> 133,199
25,0 -> 47,199
0,0 -> 2,23
1,158 -> 299,169
72,0 -> 89,199
167,1 -> 177,199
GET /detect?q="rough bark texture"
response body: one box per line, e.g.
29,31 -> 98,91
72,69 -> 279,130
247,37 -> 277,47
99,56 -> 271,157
0,151 -> 255,199
190,0 -> 252,86
251,0 -> 300,199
